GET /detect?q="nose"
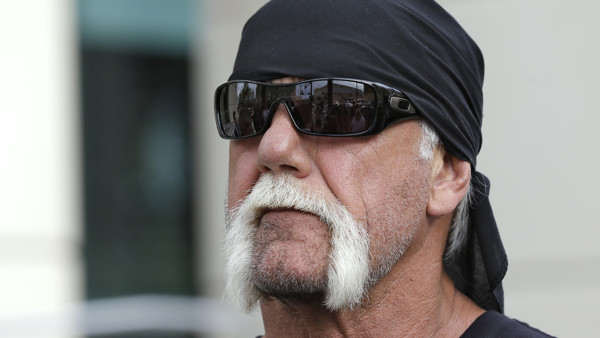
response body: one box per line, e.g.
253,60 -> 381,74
256,103 -> 312,177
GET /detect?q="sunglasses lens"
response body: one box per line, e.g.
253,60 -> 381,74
304,80 -> 376,135
216,80 -> 378,138
217,82 -> 266,138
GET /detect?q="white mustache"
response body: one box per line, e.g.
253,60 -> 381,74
229,173 -> 348,229
225,172 -> 370,311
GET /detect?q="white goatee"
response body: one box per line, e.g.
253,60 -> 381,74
224,172 -> 370,312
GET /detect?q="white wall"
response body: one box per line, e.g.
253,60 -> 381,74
441,1 -> 600,336
195,1 -> 270,335
0,0 -> 81,336
200,0 -> 600,336
196,0 -> 270,300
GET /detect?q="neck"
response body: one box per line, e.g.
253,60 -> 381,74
259,219 -> 484,337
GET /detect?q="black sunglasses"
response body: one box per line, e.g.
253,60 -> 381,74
214,78 -> 418,139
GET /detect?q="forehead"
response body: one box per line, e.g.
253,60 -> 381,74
270,76 -> 304,84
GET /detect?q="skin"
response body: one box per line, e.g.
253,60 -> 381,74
227,77 -> 484,337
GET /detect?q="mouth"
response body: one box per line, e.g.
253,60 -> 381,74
257,207 -> 321,225
258,207 -> 299,219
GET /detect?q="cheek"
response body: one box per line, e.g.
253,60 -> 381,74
371,165 -> 431,222
316,141 -> 423,217
358,128 -> 431,225
228,142 -> 261,208
365,158 -> 432,245
314,149 -> 370,218
343,140 -> 432,239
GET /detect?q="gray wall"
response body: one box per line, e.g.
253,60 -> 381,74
444,1 -> 600,336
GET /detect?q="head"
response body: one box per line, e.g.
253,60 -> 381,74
223,84 -> 471,311
218,0 -> 505,313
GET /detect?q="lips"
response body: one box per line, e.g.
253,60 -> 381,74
260,208 -> 312,220
258,207 -> 306,220
258,208 -> 324,230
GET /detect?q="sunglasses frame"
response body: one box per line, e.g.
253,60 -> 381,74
214,78 -> 418,139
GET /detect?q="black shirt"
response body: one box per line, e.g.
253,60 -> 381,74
255,310 -> 553,337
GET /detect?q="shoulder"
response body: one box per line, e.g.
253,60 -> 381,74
461,311 -> 554,338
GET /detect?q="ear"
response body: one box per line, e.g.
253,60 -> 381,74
427,150 -> 471,217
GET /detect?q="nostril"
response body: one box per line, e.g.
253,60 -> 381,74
279,164 -> 297,173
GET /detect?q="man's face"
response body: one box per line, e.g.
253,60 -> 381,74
225,78 -> 433,311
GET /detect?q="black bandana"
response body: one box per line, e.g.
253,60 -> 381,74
229,0 -> 507,313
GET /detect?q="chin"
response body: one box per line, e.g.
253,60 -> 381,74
250,242 -> 330,299
253,274 -> 327,304
224,173 -> 371,312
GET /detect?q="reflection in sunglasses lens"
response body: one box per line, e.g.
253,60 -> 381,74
219,80 -> 378,138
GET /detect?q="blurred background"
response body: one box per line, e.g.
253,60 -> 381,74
0,0 -> 598,337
